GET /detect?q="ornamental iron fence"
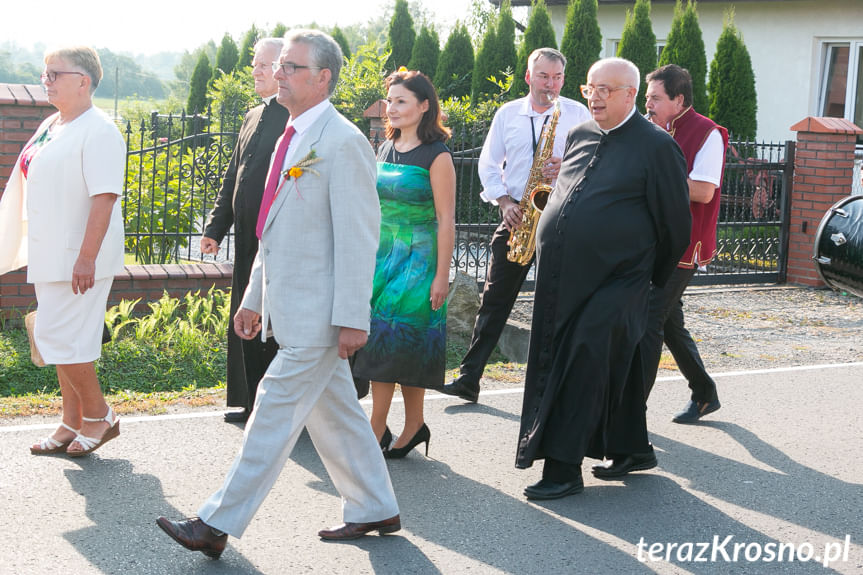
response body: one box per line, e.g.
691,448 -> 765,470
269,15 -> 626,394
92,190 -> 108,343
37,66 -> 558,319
121,111 -> 794,287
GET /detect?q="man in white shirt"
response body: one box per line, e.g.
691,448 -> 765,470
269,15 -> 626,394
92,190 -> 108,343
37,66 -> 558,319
442,48 -> 590,403
641,64 -> 729,423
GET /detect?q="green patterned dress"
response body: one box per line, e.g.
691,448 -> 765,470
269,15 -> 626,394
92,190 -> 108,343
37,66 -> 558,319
352,140 -> 450,389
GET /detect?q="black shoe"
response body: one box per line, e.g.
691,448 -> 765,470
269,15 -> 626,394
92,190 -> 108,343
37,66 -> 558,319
384,424 -> 430,459
379,426 -> 392,450
672,399 -> 721,423
592,451 -> 658,479
441,375 -> 479,403
223,409 -> 250,423
524,476 -> 584,500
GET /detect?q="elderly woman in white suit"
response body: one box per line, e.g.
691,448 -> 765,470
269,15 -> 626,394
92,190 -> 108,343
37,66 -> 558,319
0,46 -> 125,456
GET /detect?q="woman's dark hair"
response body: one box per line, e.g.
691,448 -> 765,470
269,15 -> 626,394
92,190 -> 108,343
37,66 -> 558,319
384,69 -> 451,143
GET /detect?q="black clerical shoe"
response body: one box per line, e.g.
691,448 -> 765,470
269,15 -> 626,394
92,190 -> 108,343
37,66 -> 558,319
592,451 -> 658,479
524,476 -> 584,500
224,409 -> 250,423
441,375 -> 479,403
672,399 -> 721,424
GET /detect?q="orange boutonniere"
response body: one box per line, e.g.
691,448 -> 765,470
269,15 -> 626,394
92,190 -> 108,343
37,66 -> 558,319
277,149 -> 322,200
281,149 -> 321,180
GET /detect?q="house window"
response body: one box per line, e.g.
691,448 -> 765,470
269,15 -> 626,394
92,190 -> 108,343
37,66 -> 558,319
609,40 -> 665,61
819,41 -> 863,140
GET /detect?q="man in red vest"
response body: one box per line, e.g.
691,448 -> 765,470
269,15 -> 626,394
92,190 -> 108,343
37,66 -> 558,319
642,64 -> 729,423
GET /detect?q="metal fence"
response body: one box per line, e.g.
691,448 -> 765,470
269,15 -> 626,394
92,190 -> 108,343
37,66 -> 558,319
122,106 -> 242,265
690,139 -> 795,285
121,112 -> 796,286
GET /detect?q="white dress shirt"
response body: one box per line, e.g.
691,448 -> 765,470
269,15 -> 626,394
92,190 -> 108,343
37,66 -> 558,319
478,95 -> 590,203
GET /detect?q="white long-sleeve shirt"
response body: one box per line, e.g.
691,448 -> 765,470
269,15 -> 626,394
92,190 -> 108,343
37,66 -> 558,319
478,95 -> 590,204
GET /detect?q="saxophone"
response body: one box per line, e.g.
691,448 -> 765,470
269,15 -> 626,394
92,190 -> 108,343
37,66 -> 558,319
506,100 -> 560,266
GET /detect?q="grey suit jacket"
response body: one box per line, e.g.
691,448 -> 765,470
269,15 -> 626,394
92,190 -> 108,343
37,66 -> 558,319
240,103 -> 381,348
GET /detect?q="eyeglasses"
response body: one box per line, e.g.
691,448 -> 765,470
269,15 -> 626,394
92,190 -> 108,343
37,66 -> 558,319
252,61 -> 276,71
272,62 -> 321,75
41,70 -> 85,83
580,84 -> 631,99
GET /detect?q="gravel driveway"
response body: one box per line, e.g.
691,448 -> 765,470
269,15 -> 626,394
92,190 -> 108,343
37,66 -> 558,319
508,285 -> 863,374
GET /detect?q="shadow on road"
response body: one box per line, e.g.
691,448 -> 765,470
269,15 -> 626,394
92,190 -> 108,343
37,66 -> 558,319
63,457 -> 265,575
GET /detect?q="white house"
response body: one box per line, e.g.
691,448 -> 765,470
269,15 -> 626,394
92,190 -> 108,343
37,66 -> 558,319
497,0 -> 863,144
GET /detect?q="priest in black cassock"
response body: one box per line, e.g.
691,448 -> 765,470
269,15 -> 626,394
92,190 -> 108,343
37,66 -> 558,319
201,38 -> 291,423
516,58 -> 692,501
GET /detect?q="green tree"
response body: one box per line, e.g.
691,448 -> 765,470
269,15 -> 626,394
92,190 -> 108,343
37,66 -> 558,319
616,0 -> 656,113
408,25 -> 440,78
658,0 -> 708,113
187,52 -> 211,114
473,0 -> 517,103
386,0 -> 415,71
331,25 -> 352,59
559,0 -> 602,104
513,0 -> 557,96
331,40 -> 389,134
495,0 -> 518,99
213,34 -> 240,78
271,23 -> 288,38
238,26 -> 260,69
708,9 -> 757,140
471,18 -> 498,102
435,22 -> 474,100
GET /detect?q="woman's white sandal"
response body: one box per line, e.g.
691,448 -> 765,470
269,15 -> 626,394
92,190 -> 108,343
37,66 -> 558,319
30,422 -> 80,455
66,406 -> 120,457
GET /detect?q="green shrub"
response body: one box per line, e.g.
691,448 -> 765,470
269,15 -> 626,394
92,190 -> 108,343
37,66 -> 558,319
658,0 -> 708,114
559,0 -> 602,104
617,0 -> 657,113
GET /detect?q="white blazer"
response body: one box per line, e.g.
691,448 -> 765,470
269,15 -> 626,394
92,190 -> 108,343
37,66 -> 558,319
0,106 -> 125,282
241,103 -> 381,348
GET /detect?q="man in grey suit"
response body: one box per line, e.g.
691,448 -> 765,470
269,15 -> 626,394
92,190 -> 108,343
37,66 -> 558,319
157,29 -> 400,558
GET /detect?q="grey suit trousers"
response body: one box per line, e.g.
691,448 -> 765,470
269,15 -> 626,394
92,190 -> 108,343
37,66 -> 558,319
198,345 -> 399,537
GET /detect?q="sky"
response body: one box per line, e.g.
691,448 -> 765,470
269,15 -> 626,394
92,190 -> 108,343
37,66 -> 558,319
2,0 -> 481,56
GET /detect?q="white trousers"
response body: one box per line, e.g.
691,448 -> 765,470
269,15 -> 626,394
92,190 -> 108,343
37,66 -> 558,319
198,345 -> 399,537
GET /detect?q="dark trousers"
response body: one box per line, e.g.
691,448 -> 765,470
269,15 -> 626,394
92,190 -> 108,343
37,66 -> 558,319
459,221 -> 532,382
642,266 -> 718,403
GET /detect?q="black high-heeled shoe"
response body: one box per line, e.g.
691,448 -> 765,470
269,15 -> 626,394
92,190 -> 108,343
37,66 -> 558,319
379,426 -> 392,450
384,424 -> 430,459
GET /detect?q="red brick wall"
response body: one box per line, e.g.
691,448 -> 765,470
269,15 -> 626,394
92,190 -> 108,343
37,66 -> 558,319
1,264 -> 233,325
787,117 -> 863,286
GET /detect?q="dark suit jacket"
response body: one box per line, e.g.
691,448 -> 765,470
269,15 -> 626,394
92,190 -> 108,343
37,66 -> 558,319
203,98 -> 290,407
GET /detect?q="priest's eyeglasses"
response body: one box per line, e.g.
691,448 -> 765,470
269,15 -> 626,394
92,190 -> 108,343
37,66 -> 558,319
272,62 -> 321,75
580,84 -> 631,99
40,71 -> 85,84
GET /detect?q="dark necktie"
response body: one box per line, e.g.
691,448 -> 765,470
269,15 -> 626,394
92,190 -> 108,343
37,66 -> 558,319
256,124 -> 296,239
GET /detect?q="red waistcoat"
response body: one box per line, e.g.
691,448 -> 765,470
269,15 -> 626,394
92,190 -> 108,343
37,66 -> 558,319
668,107 -> 729,268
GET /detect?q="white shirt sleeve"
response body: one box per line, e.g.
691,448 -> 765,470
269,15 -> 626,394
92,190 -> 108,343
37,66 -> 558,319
478,110 -> 509,203
689,129 -> 724,187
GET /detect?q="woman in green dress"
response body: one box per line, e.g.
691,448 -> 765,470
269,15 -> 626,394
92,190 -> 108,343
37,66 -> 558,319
352,70 -> 455,458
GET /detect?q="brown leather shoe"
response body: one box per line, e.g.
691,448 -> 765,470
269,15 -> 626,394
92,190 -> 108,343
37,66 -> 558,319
156,517 -> 227,559
318,514 -> 401,540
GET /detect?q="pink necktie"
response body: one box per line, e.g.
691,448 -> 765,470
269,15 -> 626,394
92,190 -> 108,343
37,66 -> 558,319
256,124 -> 296,239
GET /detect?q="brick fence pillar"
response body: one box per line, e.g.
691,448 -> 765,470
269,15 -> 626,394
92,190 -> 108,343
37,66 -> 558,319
786,117 -> 862,287
363,99 -> 387,150
0,83 -> 53,192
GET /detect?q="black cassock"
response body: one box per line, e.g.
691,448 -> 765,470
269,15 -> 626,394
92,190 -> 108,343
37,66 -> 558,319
516,112 -> 691,469
204,100 -> 291,410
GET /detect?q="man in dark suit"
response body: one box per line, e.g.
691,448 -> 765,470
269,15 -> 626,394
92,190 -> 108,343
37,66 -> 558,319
201,38 -> 291,423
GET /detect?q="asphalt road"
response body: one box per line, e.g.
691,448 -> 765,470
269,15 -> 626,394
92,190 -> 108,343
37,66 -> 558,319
2,362 -> 862,575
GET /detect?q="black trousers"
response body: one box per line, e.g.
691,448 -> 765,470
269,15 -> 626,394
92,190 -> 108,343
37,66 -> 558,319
641,266 -> 718,403
459,221 -> 532,382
